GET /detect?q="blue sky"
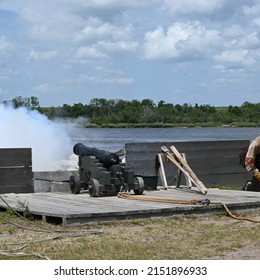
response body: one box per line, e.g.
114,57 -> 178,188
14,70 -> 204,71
0,0 -> 260,107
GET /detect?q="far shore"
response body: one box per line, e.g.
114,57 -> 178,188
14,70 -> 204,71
83,122 -> 260,128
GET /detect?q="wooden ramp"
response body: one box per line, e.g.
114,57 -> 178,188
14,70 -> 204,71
1,188 -> 260,226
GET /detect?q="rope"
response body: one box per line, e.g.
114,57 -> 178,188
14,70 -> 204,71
118,192 -> 204,205
117,193 -> 260,223
210,201 -> 260,223
0,194 -> 103,260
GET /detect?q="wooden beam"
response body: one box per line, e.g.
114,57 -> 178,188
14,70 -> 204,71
157,154 -> 168,189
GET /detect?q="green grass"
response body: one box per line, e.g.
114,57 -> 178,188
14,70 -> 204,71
1,210 -> 260,260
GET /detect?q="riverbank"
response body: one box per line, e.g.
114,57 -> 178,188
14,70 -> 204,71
84,122 -> 260,128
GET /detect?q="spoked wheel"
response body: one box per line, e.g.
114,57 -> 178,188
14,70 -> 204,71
88,178 -> 100,197
70,175 -> 82,194
134,176 -> 145,195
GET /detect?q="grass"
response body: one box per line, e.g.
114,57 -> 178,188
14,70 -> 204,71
1,210 -> 260,260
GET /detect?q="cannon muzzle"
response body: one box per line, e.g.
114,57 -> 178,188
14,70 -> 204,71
73,143 -> 119,169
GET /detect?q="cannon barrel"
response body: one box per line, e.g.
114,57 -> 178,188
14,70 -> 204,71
73,143 -> 120,169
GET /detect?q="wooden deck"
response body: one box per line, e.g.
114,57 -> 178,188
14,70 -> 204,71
1,187 -> 260,226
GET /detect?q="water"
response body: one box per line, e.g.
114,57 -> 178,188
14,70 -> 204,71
66,126 -> 260,152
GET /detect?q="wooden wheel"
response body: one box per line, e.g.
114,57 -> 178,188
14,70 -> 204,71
88,178 -> 100,197
70,175 -> 81,194
134,176 -> 144,195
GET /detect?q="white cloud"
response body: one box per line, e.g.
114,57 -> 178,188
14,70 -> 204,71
34,83 -> 60,92
163,0 -> 249,19
223,24 -> 246,37
98,40 -> 139,54
75,46 -> 108,59
63,0 -> 150,14
79,75 -> 134,85
74,18 -> 133,42
215,49 -> 255,66
143,21 -> 221,61
28,49 -> 59,60
1,0 -> 260,106
0,36 -> 15,53
243,2 -> 260,16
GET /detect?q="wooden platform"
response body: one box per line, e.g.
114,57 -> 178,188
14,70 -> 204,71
1,187 -> 260,226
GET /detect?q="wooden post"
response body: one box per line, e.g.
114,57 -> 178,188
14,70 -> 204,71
182,153 -> 192,188
170,146 -> 207,194
161,146 -> 208,195
157,154 -> 168,189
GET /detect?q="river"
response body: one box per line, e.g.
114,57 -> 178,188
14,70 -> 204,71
66,126 -> 260,152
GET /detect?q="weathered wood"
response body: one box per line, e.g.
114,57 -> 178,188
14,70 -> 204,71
161,146 -> 207,194
125,140 -> 250,187
0,167 -> 32,186
0,185 -> 34,193
170,145 -> 207,194
156,154 -> 168,189
0,189 -> 260,226
0,148 -> 33,194
0,148 -> 32,167
182,153 -> 192,188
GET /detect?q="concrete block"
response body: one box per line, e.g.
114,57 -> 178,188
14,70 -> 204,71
34,180 -> 51,192
33,172 -> 53,181
33,171 -> 79,192
50,182 -> 70,192
51,170 -> 78,181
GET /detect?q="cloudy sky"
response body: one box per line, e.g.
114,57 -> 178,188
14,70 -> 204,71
0,0 -> 260,107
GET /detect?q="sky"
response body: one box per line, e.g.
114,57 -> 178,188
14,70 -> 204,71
0,0 -> 260,107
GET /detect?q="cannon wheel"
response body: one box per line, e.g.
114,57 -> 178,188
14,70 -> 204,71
70,175 -> 82,194
88,178 -> 100,197
134,176 -> 144,195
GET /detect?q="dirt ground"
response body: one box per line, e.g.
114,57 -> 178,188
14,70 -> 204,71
1,209 -> 260,260
214,244 -> 259,259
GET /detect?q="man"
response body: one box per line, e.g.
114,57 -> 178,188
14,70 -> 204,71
244,136 -> 260,191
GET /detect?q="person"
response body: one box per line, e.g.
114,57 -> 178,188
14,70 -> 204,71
244,136 -> 260,191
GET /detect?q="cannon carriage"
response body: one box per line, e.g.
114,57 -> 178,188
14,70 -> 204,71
69,143 -> 144,197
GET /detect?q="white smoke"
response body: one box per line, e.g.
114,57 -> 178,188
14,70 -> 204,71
0,104 -> 73,171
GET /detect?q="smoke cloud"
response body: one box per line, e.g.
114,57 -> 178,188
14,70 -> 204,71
0,104 -> 73,171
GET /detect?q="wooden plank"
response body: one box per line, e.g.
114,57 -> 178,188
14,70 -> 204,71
125,140 -> 250,187
125,140 -> 250,153
0,185 -> 34,194
0,167 -> 32,186
199,173 -> 251,186
129,157 -> 246,176
0,148 -> 32,167
161,146 -> 207,194
0,148 -> 33,194
0,189 -> 260,225
157,154 -> 168,189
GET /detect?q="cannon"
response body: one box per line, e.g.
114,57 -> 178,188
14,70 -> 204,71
69,143 -> 144,197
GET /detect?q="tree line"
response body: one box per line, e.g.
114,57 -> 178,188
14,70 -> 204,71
2,96 -> 260,127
